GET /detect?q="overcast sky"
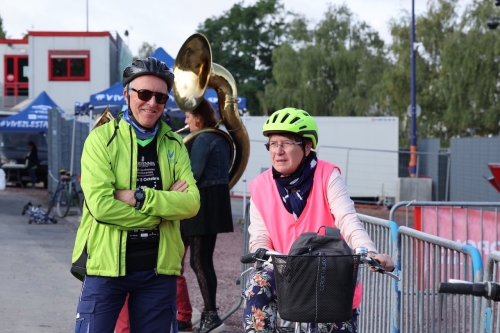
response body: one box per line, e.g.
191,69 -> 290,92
1,0 -> 472,57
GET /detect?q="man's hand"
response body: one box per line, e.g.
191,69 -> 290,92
114,180 -> 188,207
169,180 -> 188,193
114,190 -> 135,207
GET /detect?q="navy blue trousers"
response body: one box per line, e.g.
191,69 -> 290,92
75,270 -> 178,333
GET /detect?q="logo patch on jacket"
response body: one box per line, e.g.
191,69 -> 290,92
168,150 -> 175,163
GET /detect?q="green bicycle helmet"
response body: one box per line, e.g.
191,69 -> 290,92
262,108 -> 318,149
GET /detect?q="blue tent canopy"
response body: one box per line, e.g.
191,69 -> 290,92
0,91 -> 63,133
88,82 -> 125,107
150,47 -> 175,68
88,81 -> 177,109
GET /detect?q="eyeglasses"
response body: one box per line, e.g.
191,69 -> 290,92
131,88 -> 169,104
265,141 -> 302,151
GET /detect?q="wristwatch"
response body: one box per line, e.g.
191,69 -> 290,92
134,188 -> 145,210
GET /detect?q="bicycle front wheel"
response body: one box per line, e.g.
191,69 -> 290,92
56,189 -> 71,218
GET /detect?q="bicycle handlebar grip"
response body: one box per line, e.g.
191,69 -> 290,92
438,282 -> 486,297
240,253 -> 255,264
366,257 -> 384,272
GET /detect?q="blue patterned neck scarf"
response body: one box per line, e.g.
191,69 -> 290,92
122,109 -> 158,140
273,153 -> 318,220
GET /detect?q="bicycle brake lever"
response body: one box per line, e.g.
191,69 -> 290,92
384,271 -> 401,281
241,267 -> 254,276
365,257 -> 401,281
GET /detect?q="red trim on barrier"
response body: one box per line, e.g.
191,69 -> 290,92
414,206 -> 422,231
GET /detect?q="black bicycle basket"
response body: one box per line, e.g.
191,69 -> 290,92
271,254 -> 360,323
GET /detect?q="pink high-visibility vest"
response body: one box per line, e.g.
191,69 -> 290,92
249,159 -> 362,309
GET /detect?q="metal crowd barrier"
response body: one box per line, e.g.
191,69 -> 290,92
357,214 -> 399,333
396,226 -> 483,333
238,200 -> 489,333
389,201 -> 500,234
480,251 -> 500,333
228,199 -> 251,322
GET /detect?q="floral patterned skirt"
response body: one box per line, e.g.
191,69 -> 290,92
242,265 -> 358,333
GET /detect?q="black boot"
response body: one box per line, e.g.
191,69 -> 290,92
197,309 -> 225,333
177,320 -> 193,332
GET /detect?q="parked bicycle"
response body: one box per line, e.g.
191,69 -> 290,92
22,201 -> 57,224
240,247 -> 400,333
438,279 -> 500,301
46,169 -> 83,218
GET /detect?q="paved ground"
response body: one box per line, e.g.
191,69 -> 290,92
0,186 -> 411,332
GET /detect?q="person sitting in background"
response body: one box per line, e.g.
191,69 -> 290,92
242,108 -> 395,333
24,141 -> 39,189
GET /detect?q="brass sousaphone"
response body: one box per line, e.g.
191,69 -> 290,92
173,33 -> 250,189
92,33 -> 250,189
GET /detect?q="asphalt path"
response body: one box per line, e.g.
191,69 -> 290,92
0,189 -> 81,333
0,188 -> 247,332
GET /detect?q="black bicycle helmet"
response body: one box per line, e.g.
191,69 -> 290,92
122,57 -> 175,93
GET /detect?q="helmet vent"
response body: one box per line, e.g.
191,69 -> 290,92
272,113 -> 279,123
290,117 -> 301,124
281,113 -> 290,123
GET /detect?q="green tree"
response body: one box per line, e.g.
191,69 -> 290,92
137,42 -> 156,59
380,0 -> 500,145
265,4 -> 389,116
0,14 -> 7,39
196,0 -> 290,115
438,0 -> 500,139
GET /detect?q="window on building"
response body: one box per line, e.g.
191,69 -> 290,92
48,50 -> 90,81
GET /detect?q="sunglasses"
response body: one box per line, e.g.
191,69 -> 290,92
131,88 -> 169,104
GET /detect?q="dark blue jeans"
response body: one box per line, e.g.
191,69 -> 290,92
27,168 -> 36,188
242,265 -> 358,333
75,270 -> 178,333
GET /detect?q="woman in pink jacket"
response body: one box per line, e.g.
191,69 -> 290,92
242,108 -> 394,333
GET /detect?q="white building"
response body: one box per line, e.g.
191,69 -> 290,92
232,116 -> 400,202
0,31 -> 132,114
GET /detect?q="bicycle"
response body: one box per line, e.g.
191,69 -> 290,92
240,247 -> 400,333
22,202 -> 57,224
438,280 -> 500,301
47,169 -> 83,218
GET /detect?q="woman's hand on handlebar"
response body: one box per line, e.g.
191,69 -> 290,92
253,248 -> 269,261
371,253 -> 395,273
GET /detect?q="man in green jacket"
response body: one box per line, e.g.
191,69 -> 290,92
71,57 -> 200,333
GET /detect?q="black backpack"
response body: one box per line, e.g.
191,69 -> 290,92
288,225 -> 353,256
275,225 -> 358,323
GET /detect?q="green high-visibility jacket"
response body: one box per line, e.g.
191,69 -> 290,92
71,114 -> 200,280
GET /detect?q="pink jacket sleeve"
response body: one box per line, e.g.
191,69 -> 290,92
328,169 -> 377,253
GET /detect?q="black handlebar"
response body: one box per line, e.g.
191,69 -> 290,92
240,249 -> 400,280
361,257 -> 385,273
438,281 -> 500,301
240,253 -> 257,264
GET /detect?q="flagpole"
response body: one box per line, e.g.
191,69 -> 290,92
86,0 -> 89,31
